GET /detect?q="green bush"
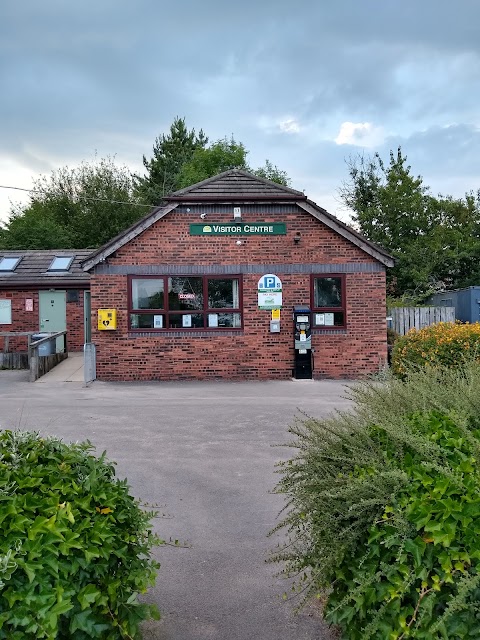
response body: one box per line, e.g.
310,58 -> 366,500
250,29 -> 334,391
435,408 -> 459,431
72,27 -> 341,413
387,327 -> 399,346
0,431 -> 160,639
391,322 -> 480,377
272,361 -> 480,639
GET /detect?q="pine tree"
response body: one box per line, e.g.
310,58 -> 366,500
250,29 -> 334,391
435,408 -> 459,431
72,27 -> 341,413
134,117 -> 208,204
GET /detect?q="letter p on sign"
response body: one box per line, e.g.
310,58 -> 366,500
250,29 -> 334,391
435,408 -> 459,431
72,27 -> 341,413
264,276 -> 275,288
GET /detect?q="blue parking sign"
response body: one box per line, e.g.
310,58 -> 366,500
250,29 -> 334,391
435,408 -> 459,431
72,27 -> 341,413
258,274 -> 282,292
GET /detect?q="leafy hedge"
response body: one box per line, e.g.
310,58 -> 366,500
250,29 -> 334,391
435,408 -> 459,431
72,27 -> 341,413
272,360 -> 480,639
392,321 -> 480,376
0,431 -> 160,639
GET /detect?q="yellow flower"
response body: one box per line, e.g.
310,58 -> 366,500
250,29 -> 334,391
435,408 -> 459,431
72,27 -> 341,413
96,506 -> 114,515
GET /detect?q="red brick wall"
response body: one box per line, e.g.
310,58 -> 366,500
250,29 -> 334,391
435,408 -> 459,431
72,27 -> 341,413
0,289 -> 87,353
107,209 -> 378,267
66,292 -> 87,352
90,207 -> 388,381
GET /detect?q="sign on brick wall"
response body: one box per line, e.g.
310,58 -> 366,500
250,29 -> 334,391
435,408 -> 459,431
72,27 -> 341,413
190,223 -> 286,236
257,274 -> 283,309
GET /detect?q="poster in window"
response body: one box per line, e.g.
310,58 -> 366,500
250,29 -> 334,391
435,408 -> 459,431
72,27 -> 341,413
208,313 -> 218,328
0,299 -> 12,324
324,313 -> 335,326
315,313 -> 325,326
182,314 -> 192,328
153,315 -> 163,329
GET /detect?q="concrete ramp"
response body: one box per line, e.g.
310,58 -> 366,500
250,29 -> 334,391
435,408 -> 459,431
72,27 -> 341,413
35,352 -> 84,383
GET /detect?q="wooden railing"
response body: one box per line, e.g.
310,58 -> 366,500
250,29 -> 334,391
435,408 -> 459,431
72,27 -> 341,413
29,331 -> 68,382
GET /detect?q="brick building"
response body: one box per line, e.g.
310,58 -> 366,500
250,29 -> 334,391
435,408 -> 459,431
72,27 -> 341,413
0,250 -> 91,352
82,170 -> 393,381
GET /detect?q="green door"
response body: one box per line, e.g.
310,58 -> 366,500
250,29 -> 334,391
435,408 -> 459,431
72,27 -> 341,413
39,291 -> 67,351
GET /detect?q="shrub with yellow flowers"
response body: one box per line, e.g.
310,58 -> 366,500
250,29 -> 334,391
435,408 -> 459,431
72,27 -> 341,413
391,321 -> 480,376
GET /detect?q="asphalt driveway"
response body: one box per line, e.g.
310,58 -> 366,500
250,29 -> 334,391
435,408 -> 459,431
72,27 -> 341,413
0,372 -> 353,640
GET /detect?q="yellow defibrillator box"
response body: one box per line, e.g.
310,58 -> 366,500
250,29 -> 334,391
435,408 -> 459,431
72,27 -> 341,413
98,309 -> 117,330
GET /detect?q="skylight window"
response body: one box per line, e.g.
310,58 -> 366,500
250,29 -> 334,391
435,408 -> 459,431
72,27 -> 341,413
48,256 -> 74,271
0,256 -> 21,271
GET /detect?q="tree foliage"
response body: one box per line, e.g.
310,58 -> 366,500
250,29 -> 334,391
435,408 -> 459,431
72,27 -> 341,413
0,156 -> 145,250
0,117 -> 291,250
252,159 -> 291,187
177,137 -> 291,189
176,136 -> 249,188
340,148 -> 480,298
134,117 -> 208,205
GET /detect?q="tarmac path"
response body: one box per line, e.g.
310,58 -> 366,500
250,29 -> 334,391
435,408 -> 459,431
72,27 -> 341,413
0,372 -> 353,640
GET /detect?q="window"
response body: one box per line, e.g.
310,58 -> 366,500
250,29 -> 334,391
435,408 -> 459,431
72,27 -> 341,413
66,290 -> 79,303
0,256 -> 21,271
0,299 -> 12,324
312,275 -> 346,328
129,276 -> 242,330
48,256 -> 74,271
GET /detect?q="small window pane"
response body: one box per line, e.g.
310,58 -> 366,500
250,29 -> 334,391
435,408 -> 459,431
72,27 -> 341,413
0,299 -> 12,324
168,277 -> 203,310
314,277 -> 342,308
208,279 -> 239,309
214,312 -> 241,328
0,257 -> 21,271
132,279 -> 164,309
168,313 -> 204,329
314,312 -> 344,327
130,313 -> 165,329
49,256 -> 74,271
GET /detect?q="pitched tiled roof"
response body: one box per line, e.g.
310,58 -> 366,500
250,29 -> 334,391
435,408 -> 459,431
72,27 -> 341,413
81,170 -> 394,270
0,250 -> 92,288
166,169 -> 306,201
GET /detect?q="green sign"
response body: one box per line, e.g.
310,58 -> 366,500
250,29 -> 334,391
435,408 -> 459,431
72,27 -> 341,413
190,222 -> 287,236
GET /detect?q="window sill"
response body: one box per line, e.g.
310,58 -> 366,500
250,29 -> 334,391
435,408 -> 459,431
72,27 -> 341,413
128,330 -> 245,338
313,328 -> 347,334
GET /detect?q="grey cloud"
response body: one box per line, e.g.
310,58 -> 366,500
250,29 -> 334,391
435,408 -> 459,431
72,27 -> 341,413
388,125 -> 480,194
1,0 -> 479,221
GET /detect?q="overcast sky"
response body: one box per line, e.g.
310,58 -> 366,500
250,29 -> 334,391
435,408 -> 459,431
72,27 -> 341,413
1,0 -> 479,223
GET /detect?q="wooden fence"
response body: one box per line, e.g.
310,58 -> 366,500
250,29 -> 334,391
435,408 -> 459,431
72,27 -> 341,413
0,352 -> 29,369
0,332 -> 34,370
388,306 -> 455,336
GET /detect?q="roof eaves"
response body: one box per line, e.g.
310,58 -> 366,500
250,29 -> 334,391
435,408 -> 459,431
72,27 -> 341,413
297,200 -> 395,267
81,203 -> 178,271
0,279 -> 90,290
166,169 -> 306,199
168,194 -> 305,202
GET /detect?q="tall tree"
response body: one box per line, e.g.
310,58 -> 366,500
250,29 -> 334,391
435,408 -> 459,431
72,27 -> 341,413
177,138 -> 292,189
135,117 -> 208,204
0,156 -> 145,250
340,148 -> 480,298
253,159 -> 291,186
177,136 -> 249,188
0,201 -> 74,249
